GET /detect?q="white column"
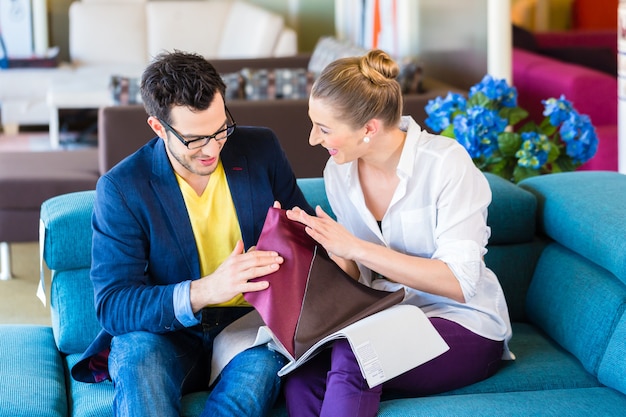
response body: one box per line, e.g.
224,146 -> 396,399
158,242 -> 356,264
487,0 -> 512,83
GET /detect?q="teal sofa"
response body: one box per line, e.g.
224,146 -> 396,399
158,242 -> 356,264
1,171 -> 625,416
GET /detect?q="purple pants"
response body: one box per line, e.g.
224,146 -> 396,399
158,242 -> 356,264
283,317 -> 504,417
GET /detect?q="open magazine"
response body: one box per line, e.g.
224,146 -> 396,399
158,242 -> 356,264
210,305 -> 449,388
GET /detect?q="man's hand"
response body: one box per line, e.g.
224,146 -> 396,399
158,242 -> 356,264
189,240 -> 283,312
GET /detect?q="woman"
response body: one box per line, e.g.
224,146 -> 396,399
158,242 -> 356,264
284,49 -> 513,417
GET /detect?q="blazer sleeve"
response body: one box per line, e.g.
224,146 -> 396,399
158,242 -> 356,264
90,173 -> 189,336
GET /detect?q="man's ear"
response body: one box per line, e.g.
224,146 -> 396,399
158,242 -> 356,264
147,116 -> 166,139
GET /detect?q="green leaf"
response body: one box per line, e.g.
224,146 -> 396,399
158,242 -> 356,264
546,142 -> 560,163
540,117 -> 557,136
498,132 -> 522,156
500,106 -> 528,126
553,155 -> 577,172
468,92 -> 491,108
440,124 -> 455,139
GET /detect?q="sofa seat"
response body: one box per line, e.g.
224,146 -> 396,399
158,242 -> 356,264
0,325 -> 67,417
57,310 -> 613,416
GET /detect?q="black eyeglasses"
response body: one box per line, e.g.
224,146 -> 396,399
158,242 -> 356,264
160,107 -> 236,149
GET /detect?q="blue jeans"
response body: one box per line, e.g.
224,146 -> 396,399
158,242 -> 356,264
109,315 -> 286,417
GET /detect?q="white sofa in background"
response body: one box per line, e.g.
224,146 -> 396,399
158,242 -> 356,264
0,0 -> 298,132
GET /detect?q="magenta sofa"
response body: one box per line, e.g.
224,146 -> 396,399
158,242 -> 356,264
512,46 -> 618,171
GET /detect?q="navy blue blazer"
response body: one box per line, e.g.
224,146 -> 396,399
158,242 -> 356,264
72,126 -> 313,382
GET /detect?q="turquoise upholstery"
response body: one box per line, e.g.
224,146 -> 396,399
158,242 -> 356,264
1,171 -> 625,416
0,326 -> 67,417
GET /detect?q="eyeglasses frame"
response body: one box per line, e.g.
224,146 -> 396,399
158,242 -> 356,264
159,106 -> 236,149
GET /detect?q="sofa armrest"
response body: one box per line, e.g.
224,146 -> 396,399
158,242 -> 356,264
41,191 -> 96,271
512,48 -> 617,126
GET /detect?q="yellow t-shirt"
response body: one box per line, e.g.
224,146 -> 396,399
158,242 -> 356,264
176,161 -> 249,307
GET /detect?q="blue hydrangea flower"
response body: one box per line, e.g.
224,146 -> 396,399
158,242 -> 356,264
543,95 -> 574,126
515,131 -> 550,169
423,74 -> 598,182
452,106 -> 506,158
559,112 -> 599,163
469,75 -> 518,108
424,92 -> 467,132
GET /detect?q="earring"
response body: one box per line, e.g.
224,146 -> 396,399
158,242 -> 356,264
363,136 -> 370,143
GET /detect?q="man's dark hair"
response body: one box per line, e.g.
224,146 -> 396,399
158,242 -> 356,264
140,50 -> 226,123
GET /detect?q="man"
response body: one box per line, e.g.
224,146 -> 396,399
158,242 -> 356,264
70,51 -> 313,417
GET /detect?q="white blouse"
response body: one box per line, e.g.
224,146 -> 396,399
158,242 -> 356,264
323,116 -> 513,358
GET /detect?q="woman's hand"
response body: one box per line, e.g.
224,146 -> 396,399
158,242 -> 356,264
286,205 -> 358,261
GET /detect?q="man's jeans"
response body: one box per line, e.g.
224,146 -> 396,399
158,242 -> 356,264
108,309 -> 286,417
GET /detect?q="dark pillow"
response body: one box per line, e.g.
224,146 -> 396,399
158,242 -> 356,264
512,24 -> 538,51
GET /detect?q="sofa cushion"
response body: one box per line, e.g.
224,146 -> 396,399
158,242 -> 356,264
377,387 -> 626,417
485,242 -> 546,322
69,2 -> 147,66
435,323 -> 600,396
598,311 -> 626,395
65,354 -> 114,417
0,325 -> 67,417
527,243 -> 626,375
217,1 -> 285,59
146,1 -> 231,60
519,171 -> 626,285
51,268 -> 101,354
483,173 -> 536,244
0,150 -> 98,210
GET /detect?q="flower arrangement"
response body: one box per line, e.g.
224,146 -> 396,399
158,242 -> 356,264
424,75 -> 598,183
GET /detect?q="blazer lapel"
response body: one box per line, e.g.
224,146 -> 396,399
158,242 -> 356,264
221,148 -> 255,249
150,140 -> 200,278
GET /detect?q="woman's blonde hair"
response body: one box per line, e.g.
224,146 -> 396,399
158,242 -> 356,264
311,49 -> 403,130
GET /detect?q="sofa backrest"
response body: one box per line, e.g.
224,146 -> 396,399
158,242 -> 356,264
69,1 -> 148,66
145,1 -> 233,59
69,0 -> 296,67
520,171 -> 626,395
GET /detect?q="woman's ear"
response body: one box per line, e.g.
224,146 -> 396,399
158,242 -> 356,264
364,118 -> 380,138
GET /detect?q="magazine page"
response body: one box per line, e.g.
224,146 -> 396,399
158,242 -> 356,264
276,304 -> 449,388
340,304 -> 449,388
